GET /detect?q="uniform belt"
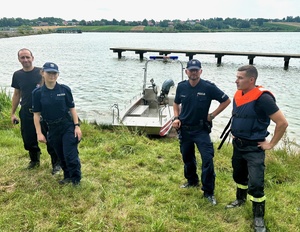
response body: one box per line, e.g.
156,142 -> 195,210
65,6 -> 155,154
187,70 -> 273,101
181,124 -> 203,131
233,137 -> 260,147
45,117 -> 68,126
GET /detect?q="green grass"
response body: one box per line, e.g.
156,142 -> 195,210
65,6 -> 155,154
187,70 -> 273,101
0,91 -> 299,231
0,89 -> 14,129
67,23 -> 300,33
264,22 -> 300,31
143,26 -> 164,32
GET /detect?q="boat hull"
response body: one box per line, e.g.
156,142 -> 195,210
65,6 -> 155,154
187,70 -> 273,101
112,95 -> 175,136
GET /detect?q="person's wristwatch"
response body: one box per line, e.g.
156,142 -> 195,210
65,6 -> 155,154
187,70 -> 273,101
74,123 -> 80,127
173,116 -> 179,122
209,113 -> 215,120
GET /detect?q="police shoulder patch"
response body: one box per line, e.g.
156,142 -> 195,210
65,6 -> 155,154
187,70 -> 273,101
178,80 -> 187,85
60,84 -> 71,92
204,79 -> 216,87
32,86 -> 41,95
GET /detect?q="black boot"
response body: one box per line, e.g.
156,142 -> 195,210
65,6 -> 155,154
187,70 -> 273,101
253,201 -> 266,232
51,162 -> 61,175
27,151 -> 41,169
48,148 -> 61,175
226,188 -> 247,209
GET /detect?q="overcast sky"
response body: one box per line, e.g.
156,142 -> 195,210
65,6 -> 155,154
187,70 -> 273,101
1,0 -> 299,21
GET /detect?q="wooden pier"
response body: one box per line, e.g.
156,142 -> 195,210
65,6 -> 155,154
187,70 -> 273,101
110,47 -> 300,70
56,28 -> 82,33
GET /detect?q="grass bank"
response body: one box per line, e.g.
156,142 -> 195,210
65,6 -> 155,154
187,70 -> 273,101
0,90 -> 299,231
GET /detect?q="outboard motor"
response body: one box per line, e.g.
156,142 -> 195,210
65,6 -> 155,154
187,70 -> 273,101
158,79 -> 174,105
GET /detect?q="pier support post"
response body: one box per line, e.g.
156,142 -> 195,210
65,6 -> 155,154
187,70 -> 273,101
186,53 -> 196,60
117,51 -> 122,59
284,56 -> 290,70
215,54 -> 224,66
159,51 -> 171,56
248,55 -> 256,65
135,51 -> 147,60
112,49 -> 125,59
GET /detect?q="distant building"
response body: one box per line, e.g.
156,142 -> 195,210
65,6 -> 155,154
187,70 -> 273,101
38,22 -> 49,26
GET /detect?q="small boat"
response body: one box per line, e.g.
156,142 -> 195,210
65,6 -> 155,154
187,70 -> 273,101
112,56 -> 184,136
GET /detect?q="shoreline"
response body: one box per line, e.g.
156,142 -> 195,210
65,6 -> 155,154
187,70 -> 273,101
1,22 -> 300,39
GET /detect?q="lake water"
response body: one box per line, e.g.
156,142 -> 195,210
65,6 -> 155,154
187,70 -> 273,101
1,32 -> 299,147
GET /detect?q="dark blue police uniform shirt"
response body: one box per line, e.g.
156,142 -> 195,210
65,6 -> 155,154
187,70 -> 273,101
174,79 -> 229,126
32,83 -> 75,121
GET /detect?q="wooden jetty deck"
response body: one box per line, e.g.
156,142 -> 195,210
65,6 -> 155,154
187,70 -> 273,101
110,47 -> 300,70
56,28 -> 82,33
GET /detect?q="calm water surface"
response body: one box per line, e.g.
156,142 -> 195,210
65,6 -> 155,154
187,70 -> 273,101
1,32 -> 299,146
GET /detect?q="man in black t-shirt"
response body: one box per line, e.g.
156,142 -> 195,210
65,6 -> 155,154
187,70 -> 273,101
11,48 -> 60,174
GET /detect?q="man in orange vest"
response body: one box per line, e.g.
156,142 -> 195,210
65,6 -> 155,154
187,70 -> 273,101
225,65 -> 288,232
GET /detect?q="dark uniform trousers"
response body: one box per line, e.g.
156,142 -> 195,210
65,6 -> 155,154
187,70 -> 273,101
19,107 -> 60,167
19,107 -> 40,155
47,121 -> 81,183
40,120 -> 60,167
178,128 -> 215,196
232,139 -> 265,199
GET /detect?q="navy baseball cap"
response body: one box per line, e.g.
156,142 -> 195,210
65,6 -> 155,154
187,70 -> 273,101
186,59 -> 202,70
43,62 -> 59,73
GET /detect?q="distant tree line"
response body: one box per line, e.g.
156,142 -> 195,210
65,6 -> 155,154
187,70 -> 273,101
0,16 -> 300,30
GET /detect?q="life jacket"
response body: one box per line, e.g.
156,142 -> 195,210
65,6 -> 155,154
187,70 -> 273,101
231,86 -> 274,140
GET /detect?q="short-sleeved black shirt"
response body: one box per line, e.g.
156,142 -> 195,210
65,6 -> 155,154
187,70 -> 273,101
11,67 -> 42,108
256,92 -> 279,116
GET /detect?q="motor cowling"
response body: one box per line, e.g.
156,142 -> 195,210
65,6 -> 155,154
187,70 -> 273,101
158,79 -> 174,105
161,79 -> 174,95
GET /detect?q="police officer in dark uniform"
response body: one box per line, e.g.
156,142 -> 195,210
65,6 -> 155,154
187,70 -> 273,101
223,65 -> 288,232
172,59 -> 231,205
11,48 -> 60,173
32,62 -> 82,186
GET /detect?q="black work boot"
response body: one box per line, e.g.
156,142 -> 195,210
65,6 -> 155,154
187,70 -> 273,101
51,163 -> 61,175
49,150 -> 61,175
253,201 -> 266,232
27,151 -> 41,169
226,188 -> 247,209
